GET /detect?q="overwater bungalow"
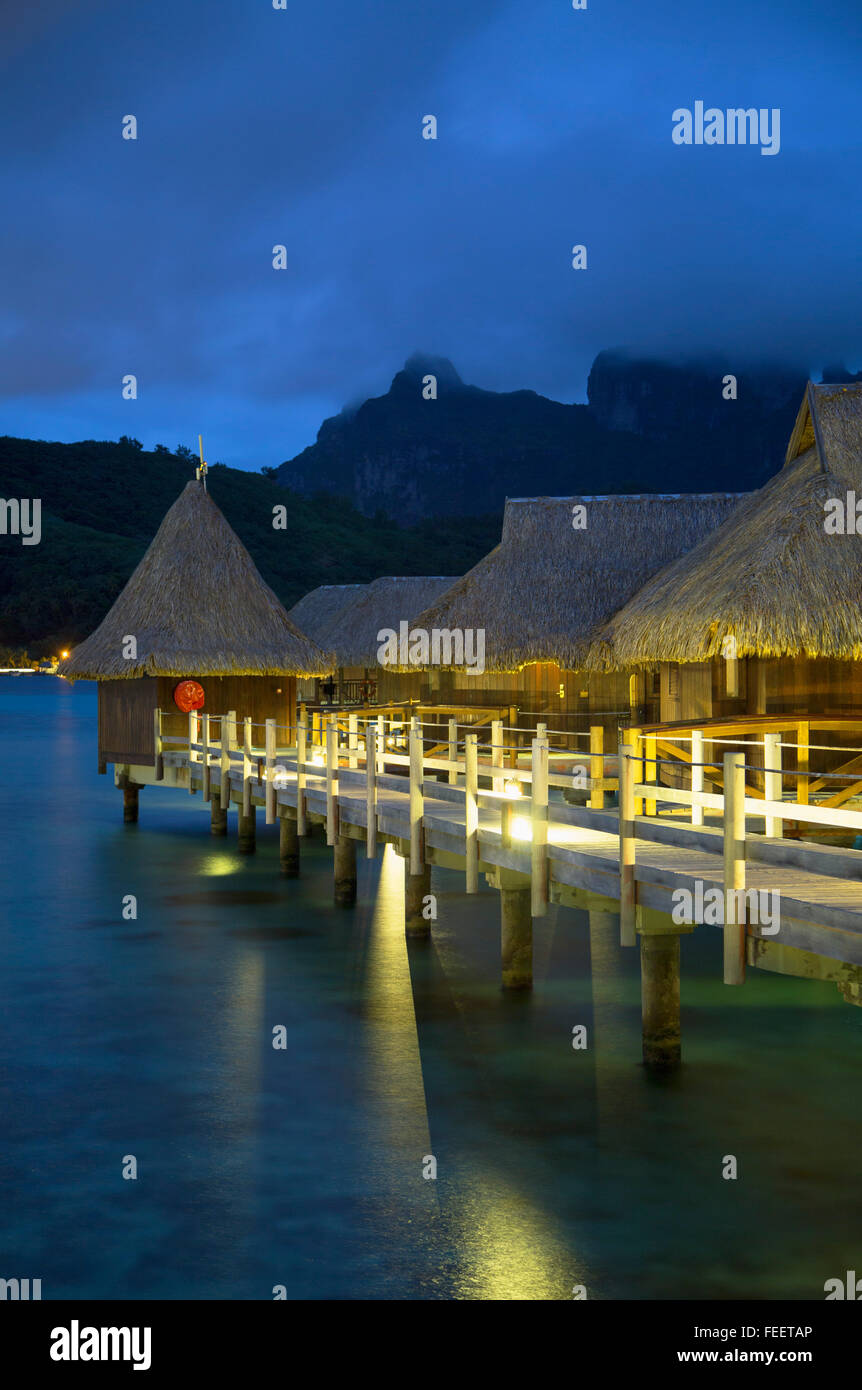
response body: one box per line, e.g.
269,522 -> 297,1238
583,383 -> 862,726
60,479 -> 331,802
289,575 -> 457,708
398,493 -> 745,736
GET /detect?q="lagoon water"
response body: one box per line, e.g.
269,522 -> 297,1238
1,675 -> 860,1300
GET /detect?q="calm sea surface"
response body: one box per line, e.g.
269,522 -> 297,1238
0,676 -> 860,1300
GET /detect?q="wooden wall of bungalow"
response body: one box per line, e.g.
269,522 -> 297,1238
376,662 -> 633,743
98,675 -> 298,767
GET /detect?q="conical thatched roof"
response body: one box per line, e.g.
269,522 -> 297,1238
314,575 -> 459,667
287,584 -> 365,648
585,383 -> 862,671
397,493 -> 745,672
60,481 -> 332,679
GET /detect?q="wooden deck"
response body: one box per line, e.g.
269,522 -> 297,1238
157,717 -> 862,971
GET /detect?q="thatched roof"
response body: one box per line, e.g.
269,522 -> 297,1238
398,493 -> 745,672
287,584 -> 365,647
586,382 -> 862,670
316,575 -> 459,667
60,481 -> 332,679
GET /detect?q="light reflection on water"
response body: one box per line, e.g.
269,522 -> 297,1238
0,677 -> 861,1300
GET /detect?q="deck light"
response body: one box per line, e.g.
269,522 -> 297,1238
503,778 -> 522,799
510,816 -> 532,841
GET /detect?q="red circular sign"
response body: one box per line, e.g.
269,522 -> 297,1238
173,679 -> 205,713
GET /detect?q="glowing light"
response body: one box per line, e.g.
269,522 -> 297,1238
200,853 -> 242,877
503,778 -> 522,799
60,650 -> 69,659
511,816 -> 532,842
310,751 -> 325,767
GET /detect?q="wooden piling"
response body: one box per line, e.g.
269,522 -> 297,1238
279,810 -> 299,878
334,833 -> 357,907
238,805 -> 256,855
210,788 -> 227,836
501,886 -> 532,990
640,931 -> 681,1068
123,783 -> 139,824
405,861 -> 432,938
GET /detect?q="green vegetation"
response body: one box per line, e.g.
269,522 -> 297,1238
0,436 -> 501,653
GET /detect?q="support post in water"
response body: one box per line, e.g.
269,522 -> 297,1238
334,833 -> 357,907
123,782 -> 139,824
405,860 -> 432,939
210,787 -> 227,836
279,809 -> 299,878
238,804 -> 256,855
640,927 -> 681,1069
501,885 -> 532,990
723,750 -> 746,985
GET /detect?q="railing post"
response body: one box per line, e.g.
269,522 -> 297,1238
797,720 -> 809,805
619,731 -> 637,946
221,710 -> 236,806
589,725 -> 604,809
537,721 -> 548,746
348,712 -> 358,770
448,718 -> 458,786
644,733 -> 657,817
763,732 -> 783,839
628,726 -> 643,817
153,708 -> 164,781
530,737 -> 549,918
691,729 -> 704,827
366,726 -> 377,859
374,715 -> 384,776
188,710 -> 198,795
409,717 -> 424,875
242,717 -> 253,816
265,717 -> 276,824
202,712 -> 211,802
296,715 -> 307,836
464,732 -> 479,893
723,751 -> 746,986
326,717 -> 338,847
491,719 -> 503,793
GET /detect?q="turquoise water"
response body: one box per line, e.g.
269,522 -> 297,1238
0,675 -> 860,1300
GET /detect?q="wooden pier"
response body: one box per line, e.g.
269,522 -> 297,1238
127,708 -> 862,1068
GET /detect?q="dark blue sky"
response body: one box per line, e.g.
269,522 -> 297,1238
1,0 -> 860,469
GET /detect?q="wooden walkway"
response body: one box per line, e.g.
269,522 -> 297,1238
131,708 -> 862,1064
157,715 -> 862,966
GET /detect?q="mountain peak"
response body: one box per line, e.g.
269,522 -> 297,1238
395,353 -> 464,390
